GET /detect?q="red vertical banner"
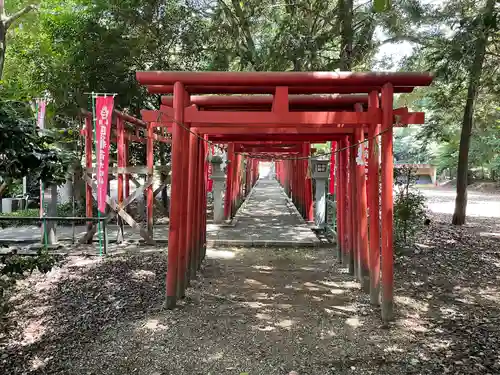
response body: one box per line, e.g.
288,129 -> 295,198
329,141 -> 337,194
37,99 -> 47,218
37,100 -> 47,130
95,96 -> 114,213
207,144 -> 215,192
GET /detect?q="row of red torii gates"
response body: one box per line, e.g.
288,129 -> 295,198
132,71 -> 433,322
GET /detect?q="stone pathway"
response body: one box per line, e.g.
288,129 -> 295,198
213,179 -> 320,246
0,179 -> 320,250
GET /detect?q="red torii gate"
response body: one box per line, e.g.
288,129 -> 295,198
80,109 -> 171,244
136,71 -> 433,322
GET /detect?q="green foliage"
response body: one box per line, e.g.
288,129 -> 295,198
0,99 -> 72,189
393,166 -> 427,252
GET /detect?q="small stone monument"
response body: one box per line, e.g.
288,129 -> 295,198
209,155 -> 225,224
310,157 -> 329,229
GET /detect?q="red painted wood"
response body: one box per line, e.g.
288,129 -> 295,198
368,90 -> 381,305
341,137 -> 350,264
146,123 -> 154,235
148,85 -> 415,95
177,102 -> 190,298
162,94 -> 369,108
305,143 -> 314,222
224,144 -> 234,220
329,141 -> 337,195
142,107 -> 423,127
354,125 -> 370,293
335,140 -> 343,259
184,106 -> 380,126
348,135 -> 357,277
124,140 -> 130,198
136,71 -> 433,87
166,82 -> 185,309
191,127 -> 356,135
381,83 -> 394,321
186,130 -> 199,286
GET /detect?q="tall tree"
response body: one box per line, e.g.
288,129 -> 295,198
0,0 -> 37,79
452,0 -> 497,225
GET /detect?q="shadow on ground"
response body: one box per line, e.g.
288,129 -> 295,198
3,222 -> 500,375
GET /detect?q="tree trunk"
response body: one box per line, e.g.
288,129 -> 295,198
338,0 -> 353,70
0,21 -> 5,79
452,0 -> 495,225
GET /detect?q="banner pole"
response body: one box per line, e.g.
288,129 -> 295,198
91,93 -> 103,256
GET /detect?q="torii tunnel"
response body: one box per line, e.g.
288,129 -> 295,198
137,71 -> 433,322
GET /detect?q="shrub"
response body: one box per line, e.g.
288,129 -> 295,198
393,166 -> 428,252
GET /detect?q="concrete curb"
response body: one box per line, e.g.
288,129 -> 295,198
206,239 -> 325,248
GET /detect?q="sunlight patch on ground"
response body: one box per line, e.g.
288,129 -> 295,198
303,281 -> 327,291
325,304 -> 357,314
396,318 -> 429,333
345,316 -> 363,329
21,318 -> 46,346
30,355 -> 50,371
320,280 -> 359,289
245,278 -> 270,288
242,301 -> 266,308
324,288 -> 345,296
395,295 -> 429,312
384,345 -> 405,353
299,266 -> 321,271
254,325 -> 275,332
206,248 -> 237,259
478,287 -> 500,304
255,313 -> 272,320
426,337 -> 453,351
276,319 -> 294,329
253,292 -> 271,300
130,269 -> 156,280
139,318 -> 168,332
252,265 -> 274,271
478,231 -> 500,239
205,351 -> 224,363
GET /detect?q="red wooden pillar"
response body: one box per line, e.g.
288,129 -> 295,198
176,92 -> 191,298
341,136 -> 351,267
146,122 -> 154,236
231,153 -> 238,216
85,116 -> 93,228
185,130 -> 199,287
124,139 -> 130,198
166,81 -> 185,309
381,83 -> 394,322
224,144 -> 234,220
200,135 -> 209,265
368,90 -> 381,306
299,155 -> 305,217
301,154 -> 307,218
293,159 -> 298,211
335,141 -> 343,259
117,117 -> 125,206
348,136 -> 357,276
305,143 -> 314,222
354,126 -> 370,293
329,141 -> 337,195
234,154 -> 241,214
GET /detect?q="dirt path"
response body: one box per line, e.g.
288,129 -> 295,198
3,236 -> 500,374
2,186 -> 500,374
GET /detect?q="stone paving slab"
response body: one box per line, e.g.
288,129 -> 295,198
0,179 -> 320,248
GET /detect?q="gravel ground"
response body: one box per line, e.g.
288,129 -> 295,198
1,187 -> 500,374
